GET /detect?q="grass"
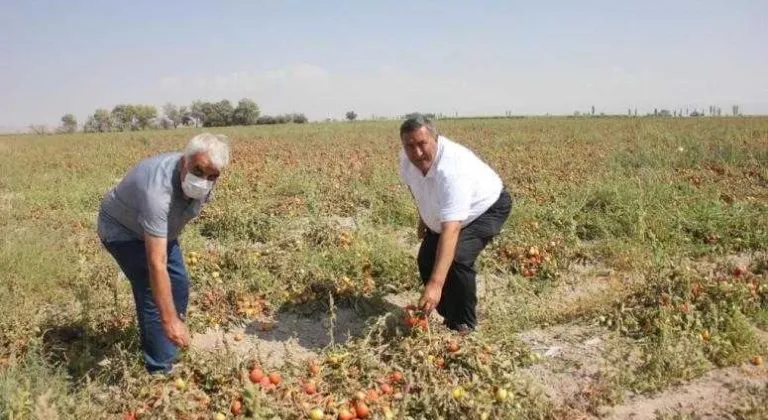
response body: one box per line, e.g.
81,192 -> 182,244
0,117 -> 766,419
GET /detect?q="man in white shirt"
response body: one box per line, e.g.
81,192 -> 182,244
398,114 -> 512,333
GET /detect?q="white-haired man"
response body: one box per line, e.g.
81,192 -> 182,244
399,115 -> 512,334
97,133 -> 231,374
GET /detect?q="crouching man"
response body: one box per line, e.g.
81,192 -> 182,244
398,115 -> 512,334
97,133 -> 231,374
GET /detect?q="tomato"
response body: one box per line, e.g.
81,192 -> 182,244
249,368 -> 265,383
231,400 -> 243,416
269,371 -> 281,385
338,409 -> 355,420
304,381 -> 317,395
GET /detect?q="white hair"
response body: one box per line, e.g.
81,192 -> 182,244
184,133 -> 231,169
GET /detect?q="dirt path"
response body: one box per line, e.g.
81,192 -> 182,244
603,364 -> 767,420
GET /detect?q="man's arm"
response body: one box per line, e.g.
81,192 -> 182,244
145,234 -> 190,347
419,220 -> 461,312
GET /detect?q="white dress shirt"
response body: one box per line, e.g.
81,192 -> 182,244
399,135 -> 503,233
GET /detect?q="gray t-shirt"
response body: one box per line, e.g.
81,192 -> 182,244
97,152 -> 205,242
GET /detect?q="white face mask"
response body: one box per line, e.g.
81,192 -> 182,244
182,173 -> 213,200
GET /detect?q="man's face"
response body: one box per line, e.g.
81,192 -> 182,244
401,126 -> 438,175
181,152 -> 221,182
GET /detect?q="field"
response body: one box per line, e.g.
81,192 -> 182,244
1,117 -> 767,419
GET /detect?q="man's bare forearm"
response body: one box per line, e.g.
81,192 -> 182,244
148,263 -> 178,323
428,222 -> 461,288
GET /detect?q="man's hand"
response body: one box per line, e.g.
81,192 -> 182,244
420,221 -> 462,313
419,281 -> 443,313
163,317 -> 190,347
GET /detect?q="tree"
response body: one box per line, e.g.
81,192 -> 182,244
591,105 -> 595,116
60,114 -> 77,133
111,104 -> 136,131
93,108 -> 112,132
83,115 -> 97,133
292,113 -> 308,124
163,103 -> 182,128
346,111 -> 358,121
189,101 -> 205,127
231,98 -> 260,125
159,117 -> 174,130
28,125 -> 50,135
257,115 -> 276,125
134,105 -> 158,130
200,100 -> 234,127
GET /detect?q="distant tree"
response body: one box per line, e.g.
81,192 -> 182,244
345,111 -> 358,121
274,114 -> 292,124
732,105 -> 740,116
231,98 -> 260,125
404,112 -> 436,120
591,105 -> 595,116
111,104 -> 136,131
159,117 -> 174,130
256,115 -> 276,125
93,108 -> 112,132
654,108 -> 658,117
292,113 -> 308,124
200,100 -> 234,127
134,105 -> 158,130
28,125 -> 50,135
83,115 -> 97,133
163,103 -> 182,128
60,114 -> 77,133
189,101 -> 206,127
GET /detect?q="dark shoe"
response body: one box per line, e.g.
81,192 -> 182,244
448,323 -> 475,336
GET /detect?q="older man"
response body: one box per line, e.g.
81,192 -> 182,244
97,133 -> 231,374
399,115 -> 512,333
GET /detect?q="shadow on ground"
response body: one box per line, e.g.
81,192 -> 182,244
40,316 -> 140,384
246,293 -> 404,351
191,291 -> 413,367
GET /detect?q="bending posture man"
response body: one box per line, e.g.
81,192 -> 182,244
398,115 -> 512,333
97,133 -> 231,374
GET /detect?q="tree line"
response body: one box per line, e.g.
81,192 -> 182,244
56,98 -> 308,133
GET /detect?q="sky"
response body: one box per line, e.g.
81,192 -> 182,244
1,0 -> 766,131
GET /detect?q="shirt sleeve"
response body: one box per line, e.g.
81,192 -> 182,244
138,189 -> 171,238
437,170 -> 472,223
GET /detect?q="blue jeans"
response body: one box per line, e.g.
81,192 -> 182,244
101,239 -> 189,374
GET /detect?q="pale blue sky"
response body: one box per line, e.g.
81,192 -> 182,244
1,0 -> 766,130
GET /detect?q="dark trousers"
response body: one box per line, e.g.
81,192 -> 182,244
101,239 -> 189,374
417,189 -> 512,330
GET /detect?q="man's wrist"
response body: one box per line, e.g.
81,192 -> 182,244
160,312 -> 178,325
427,277 -> 445,288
